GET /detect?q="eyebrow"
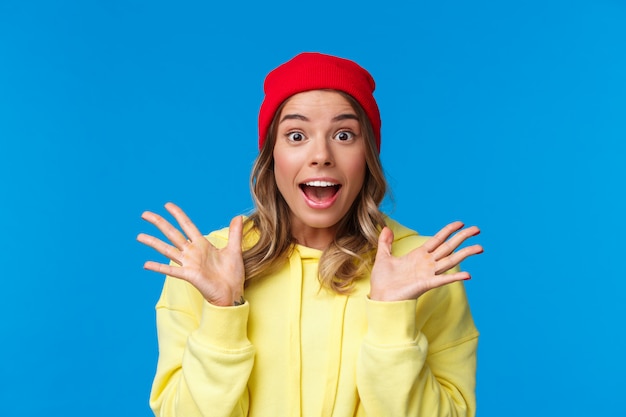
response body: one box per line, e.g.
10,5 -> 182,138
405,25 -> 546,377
279,113 -> 359,123
332,114 -> 359,122
280,114 -> 309,123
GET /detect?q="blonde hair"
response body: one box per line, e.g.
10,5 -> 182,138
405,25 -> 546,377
243,91 -> 387,293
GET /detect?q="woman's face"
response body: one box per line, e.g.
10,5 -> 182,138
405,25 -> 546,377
273,90 -> 367,248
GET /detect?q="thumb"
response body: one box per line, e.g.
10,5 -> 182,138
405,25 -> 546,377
375,226 -> 394,261
227,215 -> 244,252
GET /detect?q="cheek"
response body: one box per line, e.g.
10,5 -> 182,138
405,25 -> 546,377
342,160 -> 367,210
347,154 -> 368,186
273,150 -> 294,195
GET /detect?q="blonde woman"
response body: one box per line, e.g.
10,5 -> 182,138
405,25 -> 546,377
138,52 -> 483,417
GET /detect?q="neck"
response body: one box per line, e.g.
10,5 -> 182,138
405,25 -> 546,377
290,221 -> 337,250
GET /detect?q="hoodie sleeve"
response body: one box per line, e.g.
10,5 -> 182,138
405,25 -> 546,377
357,225 -> 479,417
357,283 -> 478,417
149,231 -> 255,417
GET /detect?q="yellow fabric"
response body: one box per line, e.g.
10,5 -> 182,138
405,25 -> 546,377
149,218 -> 479,417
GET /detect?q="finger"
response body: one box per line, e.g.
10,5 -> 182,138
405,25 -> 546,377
432,225 -> 480,261
164,202 -> 205,243
137,233 -> 183,265
143,261 -> 187,279
435,244 -> 484,275
227,215 -> 244,253
420,271 -> 472,294
436,271 -> 472,285
375,227 -> 394,261
421,221 -> 465,253
141,210 -> 189,249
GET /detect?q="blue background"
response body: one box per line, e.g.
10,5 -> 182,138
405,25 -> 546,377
1,0 -> 625,415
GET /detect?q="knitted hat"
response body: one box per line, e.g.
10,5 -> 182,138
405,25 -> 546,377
258,52 -> 381,152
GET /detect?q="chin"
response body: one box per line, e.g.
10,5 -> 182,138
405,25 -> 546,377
303,216 -> 342,230
294,209 -> 346,230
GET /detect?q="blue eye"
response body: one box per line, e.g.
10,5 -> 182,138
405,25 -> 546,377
288,132 -> 305,142
335,131 -> 354,141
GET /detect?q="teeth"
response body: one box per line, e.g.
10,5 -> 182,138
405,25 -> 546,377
304,181 -> 337,187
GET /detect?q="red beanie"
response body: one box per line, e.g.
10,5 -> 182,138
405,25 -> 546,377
258,52 -> 381,152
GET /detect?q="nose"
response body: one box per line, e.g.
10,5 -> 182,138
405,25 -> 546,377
309,138 -> 334,167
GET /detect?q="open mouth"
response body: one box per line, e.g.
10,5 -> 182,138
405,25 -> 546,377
299,180 -> 342,203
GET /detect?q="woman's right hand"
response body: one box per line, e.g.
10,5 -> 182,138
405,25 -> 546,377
137,202 -> 245,307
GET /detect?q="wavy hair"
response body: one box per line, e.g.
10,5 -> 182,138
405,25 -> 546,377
242,91 -> 387,293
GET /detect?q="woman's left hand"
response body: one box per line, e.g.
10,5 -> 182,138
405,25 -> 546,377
369,222 -> 483,302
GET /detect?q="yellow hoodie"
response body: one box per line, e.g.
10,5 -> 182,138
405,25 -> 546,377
149,218 -> 478,417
